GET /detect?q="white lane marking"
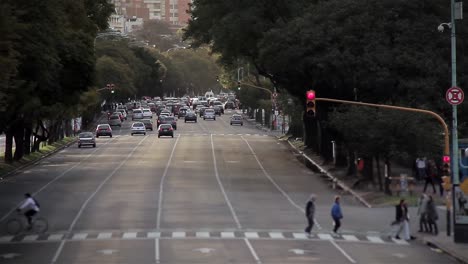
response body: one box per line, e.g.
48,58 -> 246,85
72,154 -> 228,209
241,136 -> 322,230
172,232 -> 186,238
47,234 -> 64,241
330,240 -> 356,263
23,235 -> 38,241
196,232 -> 210,238
342,235 -> 359,242
367,236 -> 385,243
0,236 -> 13,242
0,137 -> 117,222
245,232 -> 259,239
293,233 -> 308,239
221,232 -> 235,238
244,238 -> 262,264
122,232 -> 137,239
318,234 -> 333,240
211,134 -> 241,228
147,232 -> 160,238
97,233 -> 112,239
50,136 -> 148,263
391,238 -> 409,245
71,233 -> 88,240
269,232 -> 284,239
156,135 -> 181,229
155,238 -> 160,264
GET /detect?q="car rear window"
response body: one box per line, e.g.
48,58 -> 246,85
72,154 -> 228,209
205,109 -> 214,113
165,117 -> 175,121
160,124 -> 172,129
98,125 -> 109,129
79,132 -> 93,138
134,110 -> 142,114
133,123 -> 144,127
110,116 -> 119,120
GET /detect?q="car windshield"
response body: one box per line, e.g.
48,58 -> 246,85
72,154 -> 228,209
79,132 -> 93,138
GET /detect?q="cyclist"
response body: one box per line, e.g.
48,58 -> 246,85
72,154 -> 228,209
16,193 -> 40,229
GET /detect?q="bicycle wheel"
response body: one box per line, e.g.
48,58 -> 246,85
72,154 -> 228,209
5,218 -> 22,235
33,218 -> 48,233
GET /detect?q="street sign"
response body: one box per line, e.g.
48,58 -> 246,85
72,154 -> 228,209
446,86 -> 464,105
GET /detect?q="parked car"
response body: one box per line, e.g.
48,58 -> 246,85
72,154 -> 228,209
158,124 -> 174,138
131,122 -> 146,136
132,109 -> 144,120
95,124 -> 112,137
184,111 -> 197,123
161,116 -> 177,130
141,119 -> 154,131
203,109 -> 216,120
78,132 -> 96,148
230,114 -> 243,126
108,115 -> 122,127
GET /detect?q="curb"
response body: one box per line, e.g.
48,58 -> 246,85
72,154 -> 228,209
424,238 -> 468,264
286,139 -> 372,208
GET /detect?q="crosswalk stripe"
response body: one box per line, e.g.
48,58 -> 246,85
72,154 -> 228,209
172,232 -> 186,238
269,232 -> 284,239
367,236 -> 385,243
147,232 -> 160,238
342,235 -> 359,241
221,232 -> 235,238
97,233 -> 112,239
23,235 -> 38,241
245,232 -> 259,238
72,233 -> 88,240
196,232 -> 210,238
47,234 -> 64,241
122,232 -> 137,239
392,238 -> 409,245
318,234 -> 334,240
293,233 -> 308,239
0,236 -> 13,242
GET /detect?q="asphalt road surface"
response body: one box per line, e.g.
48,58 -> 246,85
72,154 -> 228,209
0,110 -> 456,264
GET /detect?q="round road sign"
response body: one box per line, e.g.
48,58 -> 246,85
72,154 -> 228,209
446,86 -> 464,105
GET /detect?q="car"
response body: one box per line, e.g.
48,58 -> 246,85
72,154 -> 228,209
141,119 -> 154,131
161,116 -> 177,130
95,124 -> 112,137
184,111 -> 197,123
142,108 -> 153,119
230,114 -> 243,126
225,101 -> 236,109
199,107 -> 209,117
132,109 -> 144,120
108,115 -> 122,127
195,104 -> 204,113
178,107 -> 188,117
78,132 -> 96,148
117,109 -> 127,120
203,109 -> 216,120
160,110 -> 171,117
131,122 -> 146,136
213,105 -> 223,116
158,124 -> 174,138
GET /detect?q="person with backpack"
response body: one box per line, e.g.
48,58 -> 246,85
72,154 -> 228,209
16,193 -> 40,230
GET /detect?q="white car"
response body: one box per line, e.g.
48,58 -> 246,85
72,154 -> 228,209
131,122 -> 146,136
142,108 -> 153,119
203,109 -> 216,120
132,109 -> 144,120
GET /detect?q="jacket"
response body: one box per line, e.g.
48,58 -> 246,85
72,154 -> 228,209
306,201 -> 315,218
426,200 -> 438,221
395,204 -> 408,222
331,202 -> 343,219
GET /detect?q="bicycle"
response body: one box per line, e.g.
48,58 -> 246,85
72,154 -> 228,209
5,212 -> 48,235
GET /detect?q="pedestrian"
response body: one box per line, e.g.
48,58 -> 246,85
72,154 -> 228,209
305,194 -> 316,235
395,199 -> 416,240
426,195 -> 439,235
423,160 -> 437,194
416,157 -> 427,181
331,196 -> 343,234
417,194 -> 429,233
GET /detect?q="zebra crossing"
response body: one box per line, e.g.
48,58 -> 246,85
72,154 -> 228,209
0,230 -> 409,245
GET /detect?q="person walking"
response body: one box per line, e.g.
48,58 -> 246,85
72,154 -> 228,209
305,194 -> 316,235
331,196 -> 343,234
395,199 -> 415,240
423,160 -> 437,194
426,195 -> 439,235
417,194 -> 429,232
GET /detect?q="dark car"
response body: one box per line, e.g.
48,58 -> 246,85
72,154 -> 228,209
225,101 -> 236,109
141,119 -> 154,131
184,111 -> 197,123
199,107 -> 208,117
161,116 -> 177,130
178,107 -> 189,117
158,124 -> 174,138
78,132 -> 96,148
213,105 -> 223,116
95,124 -> 112,137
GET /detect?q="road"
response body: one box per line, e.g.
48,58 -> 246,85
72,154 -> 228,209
0,110 -> 455,263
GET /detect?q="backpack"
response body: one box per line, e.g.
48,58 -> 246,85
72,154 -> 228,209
33,198 -> 40,208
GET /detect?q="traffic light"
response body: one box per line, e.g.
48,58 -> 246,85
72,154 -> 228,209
106,83 -> 115,93
306,90 -> 316,117
237,81 -> 241,90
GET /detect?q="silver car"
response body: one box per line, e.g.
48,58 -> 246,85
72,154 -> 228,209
131,122 -> 146,136
230,114 -> 243,126
203,109 -> 216,120
78,132 -> 96,148
132,109 -> 144,120
108,115 -> 122,127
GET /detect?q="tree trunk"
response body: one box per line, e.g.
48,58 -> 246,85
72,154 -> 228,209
376,155 -> 383,191
24,123 -> 32,155
4,130 -> 13,163
13,120 -> 24,161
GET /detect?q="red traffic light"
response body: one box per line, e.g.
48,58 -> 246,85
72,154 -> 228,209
443,155 -> 450,163
306,91 -> 315,100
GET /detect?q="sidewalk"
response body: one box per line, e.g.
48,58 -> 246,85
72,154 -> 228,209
423,235 -> 468,264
